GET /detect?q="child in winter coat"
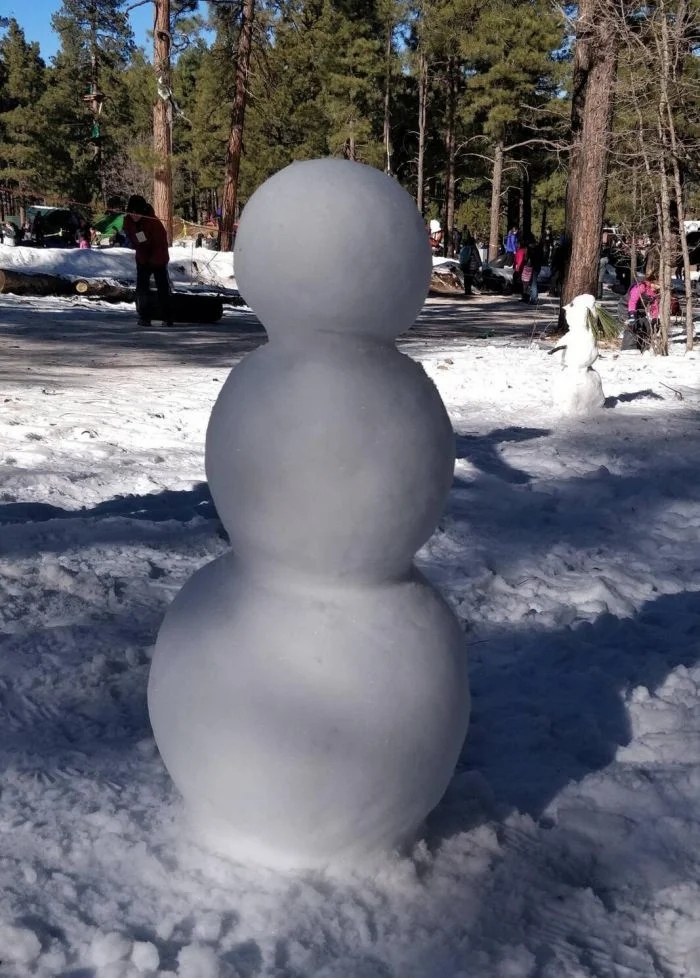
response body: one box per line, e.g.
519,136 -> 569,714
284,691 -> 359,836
627,275 -> 660,320
624,273 -> 660,351
512,243 -> 529,295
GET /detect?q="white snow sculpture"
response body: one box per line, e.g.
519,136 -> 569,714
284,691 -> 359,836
551,292 -> 605,416
148,159 -> 470,870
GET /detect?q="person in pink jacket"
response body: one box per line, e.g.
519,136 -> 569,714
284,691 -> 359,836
625,272 -> 659,351
627,273 -> 660,319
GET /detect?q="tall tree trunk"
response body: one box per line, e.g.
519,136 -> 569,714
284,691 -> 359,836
88,2 -> 103,185
667,133 -> 693,355
416,51 -> 428,213
522,169 -> 532,240
153,0 -> 173,244
444,57 -> 457,256
488,140 -> 504,261
655,12 -> 674,356
563,0 -> 618,305
220,0 -> 256,252
383,19 -> 393,175
660,2 -> 693,351
629,167 -> 638,283
656,153 -> 672,356
506,186 -> 520,233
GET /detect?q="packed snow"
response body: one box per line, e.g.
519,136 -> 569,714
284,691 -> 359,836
0,239 -> 699,977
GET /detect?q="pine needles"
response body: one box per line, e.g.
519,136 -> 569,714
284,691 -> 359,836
590,304 -> 621,341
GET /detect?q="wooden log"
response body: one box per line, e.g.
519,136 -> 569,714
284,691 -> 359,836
1,268 -> 228,322
74,279 -> 135,301
0,268 -> 75,296
429,264 -> 464,296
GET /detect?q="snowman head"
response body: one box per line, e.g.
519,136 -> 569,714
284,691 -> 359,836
564,292 -> 597,333
233,159 -> 432,344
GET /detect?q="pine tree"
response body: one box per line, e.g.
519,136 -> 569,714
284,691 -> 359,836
464,0 -> 564,258
51,0 -> 134,194
562,0 -> 620,309
0,20 -> 46,200
100,50 -> 157,205
314,0 -> 385,164
243,0 -> 331,176
173,11 -> 247,223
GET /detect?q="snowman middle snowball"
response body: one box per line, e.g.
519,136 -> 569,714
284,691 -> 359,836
148,159 -> 470,870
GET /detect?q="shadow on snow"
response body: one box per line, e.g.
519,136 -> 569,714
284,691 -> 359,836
0,413 -> 699,949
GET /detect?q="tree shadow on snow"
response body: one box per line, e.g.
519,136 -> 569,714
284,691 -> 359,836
0,488 -> 226,773
604,388 -> 664,408
455,427 -> 551,485
0,481 -> 218,527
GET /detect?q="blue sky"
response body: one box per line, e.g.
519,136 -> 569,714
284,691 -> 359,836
2,1 -> 157,60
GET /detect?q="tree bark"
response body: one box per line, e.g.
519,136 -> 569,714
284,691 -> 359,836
0,270 -> 75,296
629,168 -> 638,284
444,56 -> 457,256
87,3 -> 103,185
383,17 -> 393,176
153,0 -> 173,244
220,0 -> 256,252
488,140 -> 504,261
75,279 -> 135,301
563,0 -> 619,305
667,136 -> 693,355
416,51 -> 428,214
660,2 -> 693,351
655,60 -> 673,355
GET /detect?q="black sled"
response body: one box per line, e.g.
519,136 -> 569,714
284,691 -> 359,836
142,291 -> 224,324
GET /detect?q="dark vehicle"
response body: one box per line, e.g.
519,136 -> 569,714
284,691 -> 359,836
27,207 -> 84,247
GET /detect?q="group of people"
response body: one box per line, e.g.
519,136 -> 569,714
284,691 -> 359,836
0,220 -> 29,246
510,230 -> 546,304
460,224 -> 546,304
426,221 -> 552,303
487,222 -> 666,351
1,195 -> 172,327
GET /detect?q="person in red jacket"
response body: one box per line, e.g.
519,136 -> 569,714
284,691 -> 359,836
124,194 -> 173,327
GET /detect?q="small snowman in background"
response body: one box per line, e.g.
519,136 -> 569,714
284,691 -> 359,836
550,292 -> 605,416
148,159 -> 470,871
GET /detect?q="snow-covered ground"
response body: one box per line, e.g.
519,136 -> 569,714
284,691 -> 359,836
0,243 -> 700,977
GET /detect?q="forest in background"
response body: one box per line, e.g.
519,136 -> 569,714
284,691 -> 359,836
1,0 -> 700,348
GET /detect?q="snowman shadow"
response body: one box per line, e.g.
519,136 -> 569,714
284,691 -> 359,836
428,417 -> 700,847
428,588 -> 700,848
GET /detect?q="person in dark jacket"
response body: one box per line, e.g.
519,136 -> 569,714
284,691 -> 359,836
32,212 -> 45,248
458,230 -> 482,295
124,194 -> 173,327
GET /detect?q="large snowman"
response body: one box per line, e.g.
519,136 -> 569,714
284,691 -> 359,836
148,159 -> 470,870
551,292 -> 605,415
